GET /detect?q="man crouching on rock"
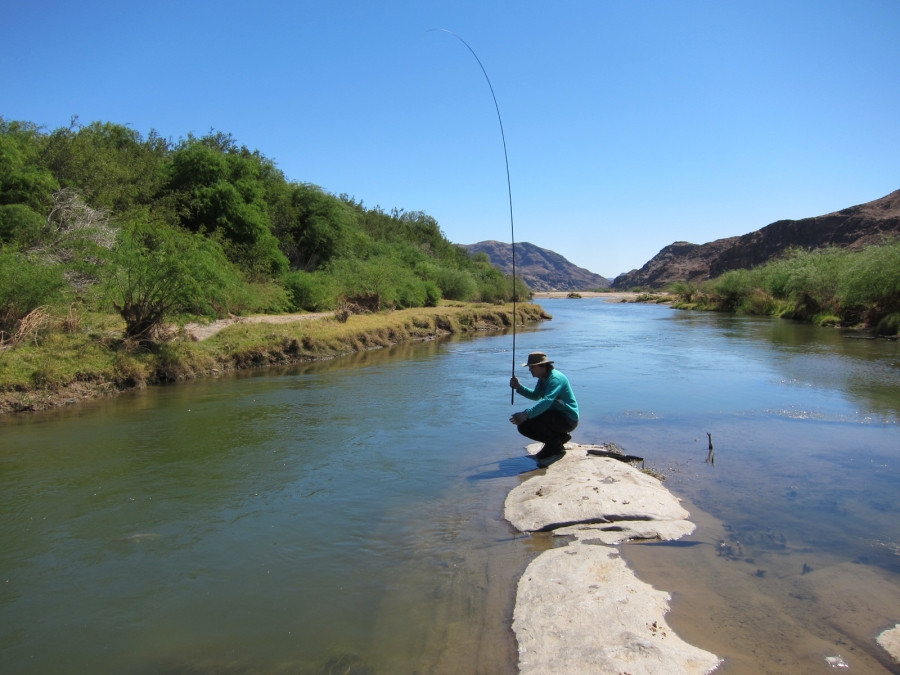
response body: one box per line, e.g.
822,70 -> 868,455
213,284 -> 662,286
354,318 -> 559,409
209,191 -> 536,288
509,352 -> 579,465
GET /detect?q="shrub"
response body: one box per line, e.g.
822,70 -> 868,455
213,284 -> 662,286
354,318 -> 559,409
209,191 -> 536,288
777,247 -> 848,311
106,219 -> 241,341
0,204 -> 45,247
282,270 -> 337,311
709,269 -> 755,312
875,312 -> 900,336
839,239 -> 900,312
228,281 -> 292,314
422,281 -> 441,307
0,250 -> 66,329
670,281 -> 698,303
432,267 -> 477,301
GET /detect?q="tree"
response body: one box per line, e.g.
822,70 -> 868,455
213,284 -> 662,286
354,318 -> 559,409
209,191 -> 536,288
166,139 -> 288,278
106,219 -> 238,341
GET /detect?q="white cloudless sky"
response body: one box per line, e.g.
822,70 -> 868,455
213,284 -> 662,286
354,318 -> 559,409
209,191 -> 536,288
2,0 -> 898,277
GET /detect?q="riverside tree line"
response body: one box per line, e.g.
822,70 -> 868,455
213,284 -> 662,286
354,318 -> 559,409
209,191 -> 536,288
0,117 -> 527,343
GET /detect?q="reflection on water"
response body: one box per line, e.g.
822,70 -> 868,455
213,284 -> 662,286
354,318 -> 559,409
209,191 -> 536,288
1,300 -> 899,674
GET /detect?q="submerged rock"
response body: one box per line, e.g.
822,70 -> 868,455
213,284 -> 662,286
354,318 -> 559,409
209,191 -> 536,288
877,624 -> 900,665
505,443 -> 721,675
514,542 -> 721,675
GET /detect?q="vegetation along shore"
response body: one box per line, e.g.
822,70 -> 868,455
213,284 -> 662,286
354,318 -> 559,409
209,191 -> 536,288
0,303 -> 549,415
0,116 -> 544,414
664,240 -> 900,334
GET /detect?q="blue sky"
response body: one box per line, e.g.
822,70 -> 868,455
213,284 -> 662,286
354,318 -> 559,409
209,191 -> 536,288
2,1 -> 898,278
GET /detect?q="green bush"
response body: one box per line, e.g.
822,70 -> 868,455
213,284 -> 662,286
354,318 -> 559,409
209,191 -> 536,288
0,204 -> 45,247
432,267 -> 477,301
0,250 -> 66,328
875,312 -> 900,336
670,281 -> 698,303
839,239 -> 900,312
709,269 -> 755,312
282,270 -> 337,311
106,219 -> 241,340
229,281 -> 292,314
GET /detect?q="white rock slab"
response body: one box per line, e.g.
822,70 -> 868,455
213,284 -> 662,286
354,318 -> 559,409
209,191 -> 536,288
505,443 -> 690,533
878,624 -> 900,664
513,541 -> 721,675
555,519 -> 696,545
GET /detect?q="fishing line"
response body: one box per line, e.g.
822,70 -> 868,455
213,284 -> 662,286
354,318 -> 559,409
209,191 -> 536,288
428,28 -> 518,404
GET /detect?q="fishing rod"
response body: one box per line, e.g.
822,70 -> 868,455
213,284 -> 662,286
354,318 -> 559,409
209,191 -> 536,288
428,29 -> 518,404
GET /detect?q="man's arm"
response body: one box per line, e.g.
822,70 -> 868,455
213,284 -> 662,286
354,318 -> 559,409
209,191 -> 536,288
510,376 -> 540,400
524,375 -> 564,418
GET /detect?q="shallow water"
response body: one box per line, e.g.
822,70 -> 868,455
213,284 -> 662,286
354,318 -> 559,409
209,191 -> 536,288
2,300 -> 899,674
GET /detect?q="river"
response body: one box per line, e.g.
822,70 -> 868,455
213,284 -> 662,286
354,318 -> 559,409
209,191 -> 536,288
2,299 -> 899,674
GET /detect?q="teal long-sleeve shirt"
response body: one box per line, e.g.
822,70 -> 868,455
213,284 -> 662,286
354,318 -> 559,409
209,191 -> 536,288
515,370 -> 579,421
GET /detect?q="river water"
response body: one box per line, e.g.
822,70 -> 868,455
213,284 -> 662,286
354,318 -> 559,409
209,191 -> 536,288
2,300 -> 899,674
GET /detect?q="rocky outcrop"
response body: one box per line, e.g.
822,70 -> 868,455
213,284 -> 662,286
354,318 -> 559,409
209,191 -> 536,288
613,188 -> 900,289
506,443 -> 720,675
708,188 -> 900,276
878,624 -> 900,665
462,240 -> 610,291
612,238 -> 739,290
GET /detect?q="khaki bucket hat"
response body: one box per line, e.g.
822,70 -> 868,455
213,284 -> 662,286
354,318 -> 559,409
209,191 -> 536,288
522,351 -> 554,367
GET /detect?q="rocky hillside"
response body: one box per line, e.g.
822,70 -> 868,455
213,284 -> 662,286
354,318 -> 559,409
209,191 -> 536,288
613,237 -> 739,290
461,241 -> 610,291
613,189 -> 900,289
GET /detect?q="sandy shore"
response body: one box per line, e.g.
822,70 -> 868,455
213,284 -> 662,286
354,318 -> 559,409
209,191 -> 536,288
531,291 -> 645,301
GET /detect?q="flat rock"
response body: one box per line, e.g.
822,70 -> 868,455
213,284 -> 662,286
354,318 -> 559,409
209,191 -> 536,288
877,624 -> 900,664
513,541 -> 721,675
506,443 -> 720,675
555,519 -> 695,545
505,443 -> 690,533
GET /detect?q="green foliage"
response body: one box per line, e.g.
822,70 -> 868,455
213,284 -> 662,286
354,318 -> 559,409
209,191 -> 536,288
698,239 -> 900,328
0,249 -> 66,328
0,119 -> 60,212
670,280 -> 698,303
0,204 -> 45,247
40,119 -> 168,214
875,312 -> 900,336
271,183 -> 355,270
167,139 -> 288,278
415,262 -> 477,301
282,270 -> 337,311
330,255 -> 436,309
106,219 -> 240,340
0,115 -> 524,331
839,239 -> 900,312
708,269 -> 755,312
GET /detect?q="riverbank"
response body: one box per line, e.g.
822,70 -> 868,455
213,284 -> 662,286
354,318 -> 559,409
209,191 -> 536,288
0,302 -> 549,415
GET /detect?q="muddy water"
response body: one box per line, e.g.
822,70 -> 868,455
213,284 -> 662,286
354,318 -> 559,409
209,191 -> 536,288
2,300 -> 899,674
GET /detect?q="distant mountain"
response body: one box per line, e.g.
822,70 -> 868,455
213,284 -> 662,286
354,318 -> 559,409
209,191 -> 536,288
613,189 -> 900,289
613,238 -> 740,290
461,240 -> 611,291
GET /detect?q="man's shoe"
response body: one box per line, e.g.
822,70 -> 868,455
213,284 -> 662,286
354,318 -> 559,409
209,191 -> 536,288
534,442 -> 565,460
537,448 -> 566,467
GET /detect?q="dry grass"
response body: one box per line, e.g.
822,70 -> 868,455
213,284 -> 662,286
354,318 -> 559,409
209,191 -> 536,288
0,302 -> 551,415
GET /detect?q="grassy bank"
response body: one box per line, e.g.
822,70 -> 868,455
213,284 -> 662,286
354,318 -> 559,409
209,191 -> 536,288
665,240 -> 900,334
0,303 -> 550,415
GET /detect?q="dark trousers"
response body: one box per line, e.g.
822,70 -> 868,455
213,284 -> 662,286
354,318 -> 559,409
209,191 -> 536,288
517,410 -> 578,446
